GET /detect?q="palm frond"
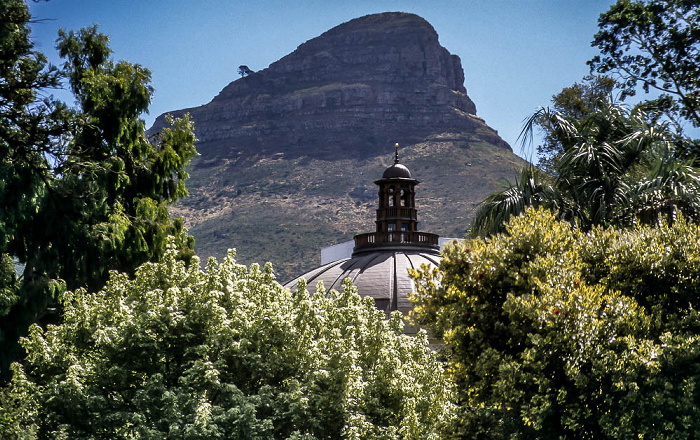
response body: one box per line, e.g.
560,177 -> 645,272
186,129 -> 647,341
482,100 -> 700,233
470,164 -> 560,237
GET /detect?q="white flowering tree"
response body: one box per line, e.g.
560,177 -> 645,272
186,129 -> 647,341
0,248 -> 454,439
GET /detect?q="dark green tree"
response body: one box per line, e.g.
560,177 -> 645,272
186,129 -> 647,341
0,1 -> 197,383
474,0 -> 700,236
590,0 -> 700,128
238,65 -> 253,77
468,163 -> 559,237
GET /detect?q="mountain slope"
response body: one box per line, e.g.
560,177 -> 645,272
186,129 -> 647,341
151,12 -> 525,280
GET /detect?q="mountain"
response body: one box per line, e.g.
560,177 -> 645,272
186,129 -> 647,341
150,12 -> 525,280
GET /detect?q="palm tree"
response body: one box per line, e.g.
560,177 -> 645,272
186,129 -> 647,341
470,163 -> 563,236
471,101 -> 700,236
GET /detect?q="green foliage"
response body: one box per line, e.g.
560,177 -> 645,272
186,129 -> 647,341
0,255 -> 18,318
0,2 -> 197,383
590,0 -> 700,128
476,0 -> 700,237
412,207 -> 700,439
534,75 -> 617,173
1,247 -> 454,439
469,164 -> 560,238
472,101 -> 700,236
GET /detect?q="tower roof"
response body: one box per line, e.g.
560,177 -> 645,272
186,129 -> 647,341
381,163 -> 412,179
379,142 -> 414,180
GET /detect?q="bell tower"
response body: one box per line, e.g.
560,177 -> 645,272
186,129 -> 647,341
352,144 -> 439,256
375,143 -> 418,234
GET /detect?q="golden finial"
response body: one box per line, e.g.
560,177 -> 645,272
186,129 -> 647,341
394,143 -> 400,164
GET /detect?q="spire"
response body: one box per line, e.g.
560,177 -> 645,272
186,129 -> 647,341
394,143 -> 400,164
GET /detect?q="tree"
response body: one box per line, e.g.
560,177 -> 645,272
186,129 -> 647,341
411,207 -> 700,439
0,0 -> 68,325
0,247 -> 455,439
475,0 -> 700,236
238,65 -> 254,77
590,0 -> 700,128
469,164 -> 560,238
535,75 -> 617,173
471,101 -> 700,236
0,2 -> 197,383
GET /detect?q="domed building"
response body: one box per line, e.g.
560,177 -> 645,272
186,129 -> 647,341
285,146 -> 453,331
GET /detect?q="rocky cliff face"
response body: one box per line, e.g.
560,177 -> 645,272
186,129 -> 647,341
152,12 -> 508,160
151,12 -> 522,280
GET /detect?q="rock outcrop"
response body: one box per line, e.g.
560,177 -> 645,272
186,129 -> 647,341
151,12 -> 523,280
152,12 -> 509,160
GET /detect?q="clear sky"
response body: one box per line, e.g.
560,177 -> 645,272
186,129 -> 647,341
28,0 -> 617,159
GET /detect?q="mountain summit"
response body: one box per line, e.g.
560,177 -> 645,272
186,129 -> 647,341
152,12 -> 522,279
152,12 -> 508,159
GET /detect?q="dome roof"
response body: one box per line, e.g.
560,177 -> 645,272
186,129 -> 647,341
381,163 -> 412,179
284,250 -> 440,315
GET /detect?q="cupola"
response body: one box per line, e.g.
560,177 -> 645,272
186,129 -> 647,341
352,144 -> 439,256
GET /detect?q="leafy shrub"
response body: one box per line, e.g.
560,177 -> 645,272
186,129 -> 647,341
412,207 -> 700,439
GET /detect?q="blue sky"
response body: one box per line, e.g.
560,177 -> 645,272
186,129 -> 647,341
28,1 -> 617,159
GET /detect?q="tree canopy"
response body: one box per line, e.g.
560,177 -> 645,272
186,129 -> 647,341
471,101 -> 700,236
474,0 -> 700,237
590,0 -> 700,128
412,207 -> 700,439
444,2 -> 700,436
238,65 -> 254,77
1,247 -> 454,439
0,1 -> 197,383
534,75 -> 617,174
